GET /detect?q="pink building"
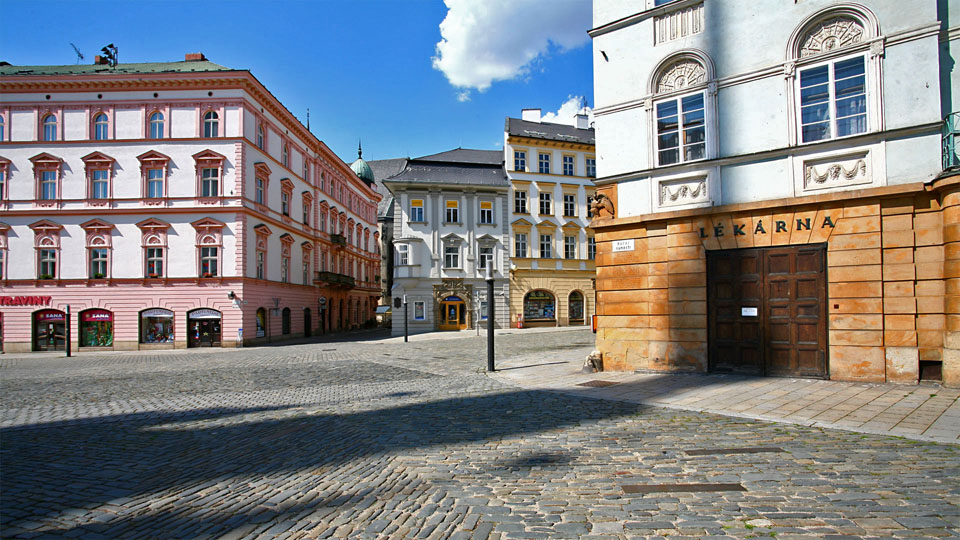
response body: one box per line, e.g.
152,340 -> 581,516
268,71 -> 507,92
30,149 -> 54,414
0,53 -> 381,352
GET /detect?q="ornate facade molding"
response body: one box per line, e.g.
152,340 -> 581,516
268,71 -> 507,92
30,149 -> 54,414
799,17 -> 865,58
658,177 -> 708,207
656,60 -> 706,93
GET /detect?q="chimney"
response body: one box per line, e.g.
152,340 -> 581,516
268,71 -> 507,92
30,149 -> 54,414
576,114 -> 589,130
93,55 -> 109,65
185,52 -> 206,62
521,108 -> 541,123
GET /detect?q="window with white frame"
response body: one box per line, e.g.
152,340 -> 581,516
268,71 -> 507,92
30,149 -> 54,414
410,199 -> 424,222
282,144 -> 289,167
200,167 -> 219,197
203,111 -> 219,137
540,234 -> 552,258
799,55 -> 866,143
656,91 -> 706,165
281,253 -> 289,283
146,247 -> 164,277
514,150 -> 526,171
562,155 -> 575,176
257,124 -> 265,149
563,194 -> 576,217
40,170 -> 57,200
200,247 -> 218,277
588,237 -> 596,260
539,192 -> 552,215
479,201 -> 494,224
444,244 -> 460,268
42,114 -> 58,141
147,168 -> 164,198
586,157 -> 596,178
90,248 -> 108,278
302,197 -> 311,225
514,190 -> 527,213
564,235 -> 577,259
149,112 -> 165,139
255,177 -> 265,204
515,233 -> 527,258
538,152 -> 550,174
281,192 -> 290,216
91,169 -> 109,199
445,200 -> 459,223
38,249 -> 57,278
303,260 -> 310,284
93,113 -> 109,140
478,245 -> 494,272
396,244 -> 409,265
256,249 -> 265,279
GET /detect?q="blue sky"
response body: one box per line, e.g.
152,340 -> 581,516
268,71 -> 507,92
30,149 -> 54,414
0,0 -> 594,163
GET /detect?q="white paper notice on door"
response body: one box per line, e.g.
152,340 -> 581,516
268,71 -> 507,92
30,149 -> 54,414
741,307 -> 758,317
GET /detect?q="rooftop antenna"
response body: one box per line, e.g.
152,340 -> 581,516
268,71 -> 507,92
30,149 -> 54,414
69,43 -> 84,64
100,43 -> 118,68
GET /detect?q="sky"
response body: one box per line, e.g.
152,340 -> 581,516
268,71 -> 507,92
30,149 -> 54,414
0,0 -> 595,163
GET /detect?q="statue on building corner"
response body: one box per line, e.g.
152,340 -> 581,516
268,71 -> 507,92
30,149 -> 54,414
590,193 -> 615,218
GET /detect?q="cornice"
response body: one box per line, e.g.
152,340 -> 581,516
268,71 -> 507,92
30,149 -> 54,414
507,135 -> 594,151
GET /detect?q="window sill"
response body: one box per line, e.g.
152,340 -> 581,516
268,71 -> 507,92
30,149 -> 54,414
477,222 -> 497,227
443,222 -> 463,225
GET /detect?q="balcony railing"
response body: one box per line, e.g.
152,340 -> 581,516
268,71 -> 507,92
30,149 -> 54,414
314,271 -> 355,288
330,234 -> 347,247
944,112 -> 960,171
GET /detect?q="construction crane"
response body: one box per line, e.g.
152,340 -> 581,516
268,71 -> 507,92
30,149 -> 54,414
70,43 -> 84,64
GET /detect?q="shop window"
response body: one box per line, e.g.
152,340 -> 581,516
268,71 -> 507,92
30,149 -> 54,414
569,291 -> 585,323
80,309 -> 113,347
140,308 -> 174,343
524,290 -> 556,322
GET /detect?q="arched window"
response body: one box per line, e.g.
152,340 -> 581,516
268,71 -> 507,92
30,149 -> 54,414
257,125 -> 264,149
203,111 -> 219,138
93,113 -> 109,140
149,112 -> 165,139
523,290 -> 556,322
42,114 -> 58,141
568,291 -> 585,324
786,8 -> 880,145
282,143 -> 289,167
650,53 -> 714,166
281,307 -> 291,334
256,307 -> 267,338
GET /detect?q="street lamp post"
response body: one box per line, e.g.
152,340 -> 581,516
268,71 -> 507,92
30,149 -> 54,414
486,261 -> 495,372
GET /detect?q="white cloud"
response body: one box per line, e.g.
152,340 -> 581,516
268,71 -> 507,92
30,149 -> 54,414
541,95 -> 593,126
432,0 -> 591,97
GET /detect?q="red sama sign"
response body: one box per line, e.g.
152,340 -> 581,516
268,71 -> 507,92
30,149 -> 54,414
0,296 -> 53,307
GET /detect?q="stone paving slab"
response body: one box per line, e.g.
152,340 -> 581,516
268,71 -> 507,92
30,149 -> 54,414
2,328 -> 958,539
490,343 -> 960,445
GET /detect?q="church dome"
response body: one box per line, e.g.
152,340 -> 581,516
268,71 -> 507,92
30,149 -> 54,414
350,141 -> 374,185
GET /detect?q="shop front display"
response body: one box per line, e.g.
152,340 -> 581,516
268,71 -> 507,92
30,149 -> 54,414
523,290 -> 556,326
33,309 -> 66,351
569,291 -> 585,325
439,295 -> 467,331
80,309 -> 114,348
188,308 -> 221,348
140,308 -> 175,345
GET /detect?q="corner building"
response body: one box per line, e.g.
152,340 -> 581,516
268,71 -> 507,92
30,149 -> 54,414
504,109 -> 597,328
589,1 -> 960,386
0,54 -> 380,352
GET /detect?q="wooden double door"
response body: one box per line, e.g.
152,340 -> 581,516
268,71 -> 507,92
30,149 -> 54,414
707,244 -> 827,378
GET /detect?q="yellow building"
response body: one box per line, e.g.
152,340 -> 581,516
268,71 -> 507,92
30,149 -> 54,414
504,109 -> 596,328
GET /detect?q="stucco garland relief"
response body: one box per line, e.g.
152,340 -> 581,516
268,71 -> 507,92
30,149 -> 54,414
656,60 -> 706,93
658,177 -> 709,208
799,17 -> 864,58
803,153 -> 870,192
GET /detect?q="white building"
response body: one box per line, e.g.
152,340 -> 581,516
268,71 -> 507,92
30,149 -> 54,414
504,109 -> 597,328
0,53 -> 380,352
384,149 -> 511,335
589,1 -> 960,385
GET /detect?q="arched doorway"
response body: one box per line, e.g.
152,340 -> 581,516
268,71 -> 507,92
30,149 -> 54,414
281,307 -> 291,335
439,295 -> 467,331
523,290 -> 556,328
33,309 -> 66,351
568,291 -> 585,326
304,308 -> 312,337
187,308 -> 221,347
140,308 -> 175,348
256,308 -> 267,338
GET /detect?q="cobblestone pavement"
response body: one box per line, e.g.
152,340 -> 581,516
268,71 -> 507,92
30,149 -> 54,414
2,329 -> 958,539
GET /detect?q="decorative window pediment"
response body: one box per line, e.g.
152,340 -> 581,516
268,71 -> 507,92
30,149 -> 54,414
280,177 -> 294,191
29,152 -> 63,169
81,151 -> 116,166
301,241 -> 314,251
511,217 -> 533,228
656,59 -> 706,93
799,17 -> 865,58
191,217 -> 226,233
254,223 -> 273,236
279,233 -> 294,245
254,161 -> 272,177
193,149 -> 226,169
136,217 -> 171,232
80,218 -> 114,233
137,150 -> 171,166
29,219 -> 63,235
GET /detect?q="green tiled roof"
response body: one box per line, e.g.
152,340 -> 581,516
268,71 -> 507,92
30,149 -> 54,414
0,60 -> 236,77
